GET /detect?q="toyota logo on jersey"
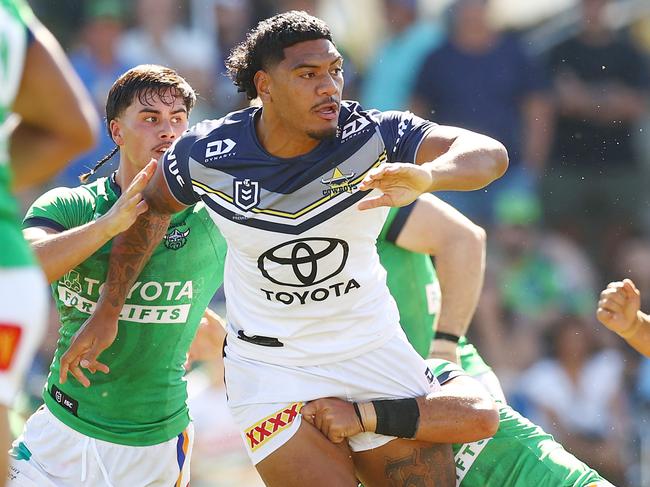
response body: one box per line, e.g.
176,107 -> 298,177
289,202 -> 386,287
257,238 -> 348,287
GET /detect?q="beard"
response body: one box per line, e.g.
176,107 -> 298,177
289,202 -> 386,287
305,125 -> 338,141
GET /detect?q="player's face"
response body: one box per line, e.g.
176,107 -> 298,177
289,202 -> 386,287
112,89 -> 189,169
267,39 -> 344,140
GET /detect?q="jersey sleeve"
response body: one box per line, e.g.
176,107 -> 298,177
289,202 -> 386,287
373,110 -> 437,164
23,186 -> 95,231
426,358 -> 468,386
161,129 -> 202,206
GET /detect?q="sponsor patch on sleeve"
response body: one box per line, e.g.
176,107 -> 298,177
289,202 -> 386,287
0,324 -> 22,371
244,402 -> 303,452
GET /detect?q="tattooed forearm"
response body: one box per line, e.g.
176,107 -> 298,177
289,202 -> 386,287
384,445 -> 455,487
100,209 -> 170,311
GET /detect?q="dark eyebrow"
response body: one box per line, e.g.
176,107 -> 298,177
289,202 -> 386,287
291,56 -> 344,71
138,107 -> 188,115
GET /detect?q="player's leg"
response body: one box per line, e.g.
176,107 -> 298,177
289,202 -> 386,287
0,267 -> 48,487
9,407 -> 197,487
255,419 -> 357,487
353,439 -> 454,487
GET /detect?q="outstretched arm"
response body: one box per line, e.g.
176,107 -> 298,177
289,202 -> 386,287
59,160 -> 187,386
394,194 -> 486,362
302,375 -> 498,445
359,125 -> 508,210
597,279 -> 650,357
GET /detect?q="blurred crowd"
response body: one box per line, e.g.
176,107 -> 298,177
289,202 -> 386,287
13,0 -> 650,485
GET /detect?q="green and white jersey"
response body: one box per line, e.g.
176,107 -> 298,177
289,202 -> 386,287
377,205 -> 491,376
428,359 -> 611,487
24,175 -> 227,446
0,0 -> 35,268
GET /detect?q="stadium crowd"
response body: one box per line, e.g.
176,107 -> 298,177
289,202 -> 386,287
9,0 -> 650,485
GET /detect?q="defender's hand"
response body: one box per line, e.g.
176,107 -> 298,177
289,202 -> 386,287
100,159 -> 156,238
301,398 -> 363,443
597,279 -> 641,335
358,163 -> 433,210
59,313 -> 116,387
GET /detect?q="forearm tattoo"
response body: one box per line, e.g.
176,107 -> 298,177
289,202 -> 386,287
384,445 -> 455,487
102,210 -> 171,309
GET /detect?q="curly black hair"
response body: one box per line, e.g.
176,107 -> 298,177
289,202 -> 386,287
226,10 -> 334,100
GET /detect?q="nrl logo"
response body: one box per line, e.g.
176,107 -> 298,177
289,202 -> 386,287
234,178 -> 260,211
321,167 -> 356,197
164,223 -> 190,250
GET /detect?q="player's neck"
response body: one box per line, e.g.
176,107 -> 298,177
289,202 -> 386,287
114,158 -> 139,191
256,109 -> 320,158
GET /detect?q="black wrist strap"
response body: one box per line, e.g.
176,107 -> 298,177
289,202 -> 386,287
372,398 -> 419,438
434,332 -> 460,343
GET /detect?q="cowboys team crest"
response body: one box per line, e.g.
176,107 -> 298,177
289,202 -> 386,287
234,178 -> 260,211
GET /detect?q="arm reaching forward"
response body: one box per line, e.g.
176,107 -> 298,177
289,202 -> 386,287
59,159 -> 187,385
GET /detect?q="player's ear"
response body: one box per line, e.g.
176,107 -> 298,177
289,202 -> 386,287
255,70 -> 272,103
109,119 -> 124,146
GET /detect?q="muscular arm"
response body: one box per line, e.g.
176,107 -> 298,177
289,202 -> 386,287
415,125 -> 508,192
394,194 -> 485,360
97,163 -> 184,317
23,164 -> 153,283
302,375 -> 499,444
24,225 -> 112,283
11,19 -> 98,190
58,162 -> 186,384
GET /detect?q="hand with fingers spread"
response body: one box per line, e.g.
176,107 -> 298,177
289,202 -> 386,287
100,159 -> 157,238
357,163 -> 433,211
596,279 -> 641,336
59,312 -> 116,387
301,398 -> 365,443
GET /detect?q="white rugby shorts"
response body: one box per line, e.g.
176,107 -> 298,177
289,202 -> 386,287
224,330 -> 440,464
0,267 -> 48,407
7,406 -> 193,487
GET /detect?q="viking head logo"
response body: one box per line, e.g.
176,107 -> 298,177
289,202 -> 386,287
163,227 -> 191,250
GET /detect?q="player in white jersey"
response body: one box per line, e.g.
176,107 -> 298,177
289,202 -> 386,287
0,1 -> 97,484
60,11 -> 508,486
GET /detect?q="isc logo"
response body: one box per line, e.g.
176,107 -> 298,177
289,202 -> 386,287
205,138 -> 236,158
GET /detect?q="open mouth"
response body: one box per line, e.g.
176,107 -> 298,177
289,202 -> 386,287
153,144 -> 171,155
313,103 -> 339,121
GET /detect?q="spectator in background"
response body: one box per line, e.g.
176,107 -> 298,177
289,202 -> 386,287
472,190 -> 596,386
516,316 -> 630,485
118,0 -> 217,118
360,0 -> 442,111
411,0 -> 553,225
59,0 -> 132,186
545,0 -> 650,261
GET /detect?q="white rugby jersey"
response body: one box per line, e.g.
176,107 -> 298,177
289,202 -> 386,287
162,101 -> 436,365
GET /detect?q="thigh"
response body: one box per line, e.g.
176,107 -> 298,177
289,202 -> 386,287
256,420 -> 358,487
353,438 -> 455,487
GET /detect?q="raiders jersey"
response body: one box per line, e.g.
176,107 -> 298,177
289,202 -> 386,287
162,100 -> 437,365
